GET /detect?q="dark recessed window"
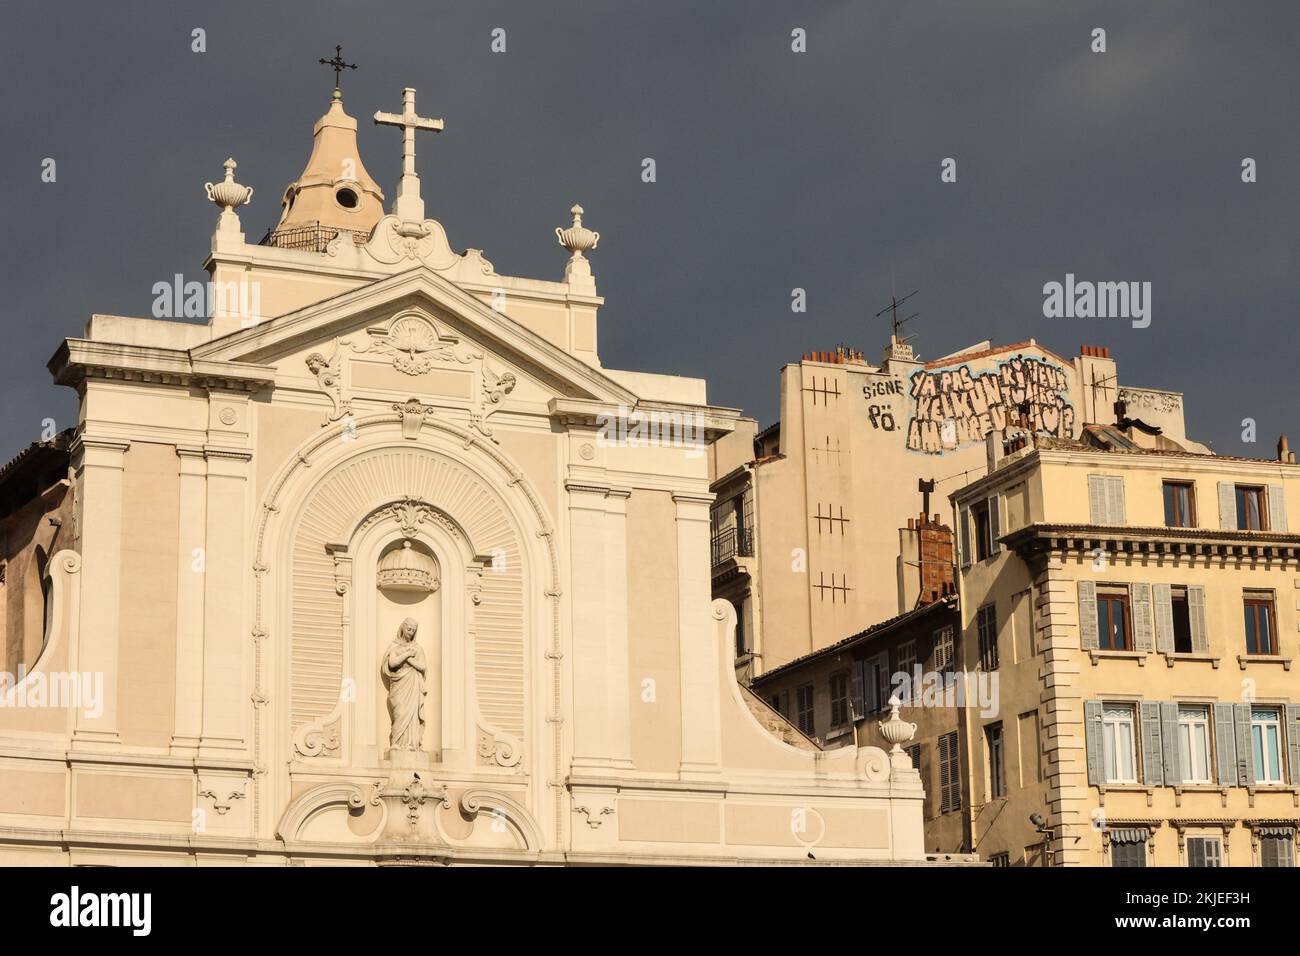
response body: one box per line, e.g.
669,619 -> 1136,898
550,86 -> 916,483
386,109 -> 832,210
1237,485 -> 1267,530
1171,586 -> 1194,653
1163,481 -> 1196,528
335,187 -> 359,209
972,501 -> 991,561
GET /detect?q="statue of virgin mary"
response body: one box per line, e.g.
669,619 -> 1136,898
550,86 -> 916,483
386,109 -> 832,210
381,617 -> 427,750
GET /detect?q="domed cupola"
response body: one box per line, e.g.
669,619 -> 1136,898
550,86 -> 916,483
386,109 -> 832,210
274,89 -> 386,239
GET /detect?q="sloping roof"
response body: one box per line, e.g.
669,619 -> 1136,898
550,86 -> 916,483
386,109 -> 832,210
0,429 -> 74,519
752,594 -> 958,685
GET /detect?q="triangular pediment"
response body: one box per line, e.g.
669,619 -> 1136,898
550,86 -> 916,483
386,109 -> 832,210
192,267 -> 637,406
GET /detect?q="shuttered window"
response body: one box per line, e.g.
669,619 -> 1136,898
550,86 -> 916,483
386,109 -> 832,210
1088,474 -> 1127,525
977,603 -> 999,670
986,723 -> 1006,799
933,625 -> 955,673
1244,591 -> 1277,655
1261,832 -> 1295,867
1097,587 -> 1132,651
1187,836 -> 1222,868
1162,481 -> 1196,527
938,731 -> 962,813
829,671 -> 850,729
1102,704 -> 1138,783
1111,839 -> 1147,868
1236,485 -> 1266,530
1177,706 -> 1212,784
1252,708 -> 1284,784
795,683 -> 815,737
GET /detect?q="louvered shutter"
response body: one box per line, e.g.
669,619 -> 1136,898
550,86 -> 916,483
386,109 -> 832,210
1088,475 -> 1107,524
1219,481 -> 1237,530
1287,705 -> 1300,786
1188,839 -> 1206,867
1269,485 -> 1287,532
849,661 -> 865,720
1084,700 -> 1104,785
1152,584 -> 1174,654
1234,703 -> 1254,785
988,494 -> 1001,554
1213,703 -> 1237,785
960,506 -> 972,568
1131,583 -> 1154,652
876,654 -> 892,712
1078,581 -> 1099,650
1140,701 -> 1164,785
1160,701 -> 1182,784
1188,585 -> 1209,653
1106,476 -> 1127,524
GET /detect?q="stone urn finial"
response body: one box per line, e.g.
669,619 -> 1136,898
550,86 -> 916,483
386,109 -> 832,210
205,158 -> 254,211
878,695 -> 917,753
555,203 -> 599,261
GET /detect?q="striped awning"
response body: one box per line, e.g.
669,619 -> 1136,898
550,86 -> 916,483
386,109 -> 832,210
1108,827 -> 1151,844
1257,826 -> 1296,838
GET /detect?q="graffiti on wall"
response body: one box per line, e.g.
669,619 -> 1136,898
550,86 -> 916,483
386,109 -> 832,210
906,356 -> 1075,454
863,377 -> 905,432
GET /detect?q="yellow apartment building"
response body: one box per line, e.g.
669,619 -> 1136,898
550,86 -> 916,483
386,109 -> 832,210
952,422 -> 1300,866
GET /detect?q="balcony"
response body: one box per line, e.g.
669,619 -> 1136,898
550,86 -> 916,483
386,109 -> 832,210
711,526 -> 755,567
259,222 -> 372,253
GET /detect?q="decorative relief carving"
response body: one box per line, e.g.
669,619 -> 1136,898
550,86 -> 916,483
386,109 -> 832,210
573,805 -> 615,829
402,772 -> 450,828
362,497 -> 463,542
305,341 -> 353,424
365,312 -> 481,376
198,779 -> 247,816
292,710 -> 342,758
476,725 -> 523,768
394,398 -> 437,439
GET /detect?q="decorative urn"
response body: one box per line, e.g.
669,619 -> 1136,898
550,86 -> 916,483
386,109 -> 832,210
555,204 -> 599,260
878,696 -> 917,753
205,158 -> 254,211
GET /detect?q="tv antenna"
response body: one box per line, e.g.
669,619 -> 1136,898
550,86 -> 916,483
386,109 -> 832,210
875,289 -> 919,343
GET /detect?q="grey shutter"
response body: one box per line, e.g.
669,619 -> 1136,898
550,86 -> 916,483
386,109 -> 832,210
1131,583 -> 1154,652
960,506 -> 972,568
1140,701 -> 1164,785
850,662 -> 865,720
988,495 -> 1001,554
1152,584 -> 1174,654
1084,700 -> 1105,785
1234,703 -> 1254,786
1269,485 -> 1287,532
1160,701 -> 1182,785
860,658 -> 877,714
1287,705 -> 1300,786
1106,476 -> 1127,525
1213,703 -> 1237,785
1088,475 -> 1107,524
1188,839 -> 1206,867
1078,581 -> 1099,650
1218,481 -> 1237,530
876,655 -> 891,712
1188,585 -> 1208,652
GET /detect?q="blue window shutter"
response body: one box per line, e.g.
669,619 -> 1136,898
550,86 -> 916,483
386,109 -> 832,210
1078,581 -> 1099,650
1269,485 -> 1287,532
1287,705 -> 1300,786
1218,481 -> 1237,530
1140,701 -> 1164,786
1160,701 -> 1182,785
1084,700 -> 1104,785
1131,583 -> 1154,652
1152,584 -> 1174,654
1088,475 -> 1107,524
1234,703 -> 1254,785
1213,703 -> 1237,785
1188,585 -> 1209,653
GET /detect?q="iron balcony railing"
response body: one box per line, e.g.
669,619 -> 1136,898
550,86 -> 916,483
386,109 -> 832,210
711,526 -> 755,567
259,222 -> 372,253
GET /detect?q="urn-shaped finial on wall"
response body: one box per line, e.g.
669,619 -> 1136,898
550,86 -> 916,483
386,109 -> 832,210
555,203 -> 599,290
878,696 -> 917,753
205,158 -> 254,238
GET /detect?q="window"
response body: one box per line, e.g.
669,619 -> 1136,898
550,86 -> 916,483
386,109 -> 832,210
977,603 -> 999,670
795,684 -> 815,737
904,743 -> 921,771
1163,481 -> 1197,528
1177,705 -> 1212,784
938,731 -> 961,814
1187,836 -> 1222,868
972,500 -> 992,561
829,671 -> 850,729
863,653 -> 890,714
1251,708 -> 1284,784
895,641 -> 917,703
933,625 -> 955,674
1088,474 -> 1127,524
1102,704 -> 1137,783
1244,591 -> 1277,655
1110,837 -> 1147,868
768,691 -> 786,717
1261,832 -> 1295,867
1236,485 -> 1267,530
990,852 -> 1010,868
1097,587 -> 1131,651
733,600 -> 747,657
1171,587 -> 1194,653
986,723 -> 1006,799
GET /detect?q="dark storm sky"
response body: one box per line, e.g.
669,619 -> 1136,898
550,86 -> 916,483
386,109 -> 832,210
1,1 -> 1296,460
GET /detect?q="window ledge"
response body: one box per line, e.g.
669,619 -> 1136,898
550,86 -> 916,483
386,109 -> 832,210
1087,649 -> 1148,666
1237,654 -> 1292,670
1162,652 -> 1221,669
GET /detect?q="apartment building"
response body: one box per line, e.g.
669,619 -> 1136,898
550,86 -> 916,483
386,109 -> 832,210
952,422 -> 1300,867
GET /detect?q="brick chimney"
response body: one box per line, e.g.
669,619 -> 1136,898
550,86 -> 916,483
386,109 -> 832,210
900,513 -> 955,608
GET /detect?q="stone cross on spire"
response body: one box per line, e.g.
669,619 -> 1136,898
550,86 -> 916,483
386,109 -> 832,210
373,88 -> 443,228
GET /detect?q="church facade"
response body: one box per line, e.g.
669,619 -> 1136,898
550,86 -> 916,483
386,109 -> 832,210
0,85 -> 939,865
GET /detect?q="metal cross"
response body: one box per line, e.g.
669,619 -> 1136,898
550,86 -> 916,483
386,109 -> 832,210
319,46 -> 357,91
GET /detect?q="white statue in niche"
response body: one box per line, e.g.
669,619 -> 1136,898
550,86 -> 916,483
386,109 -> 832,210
381,618 -> 427,750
